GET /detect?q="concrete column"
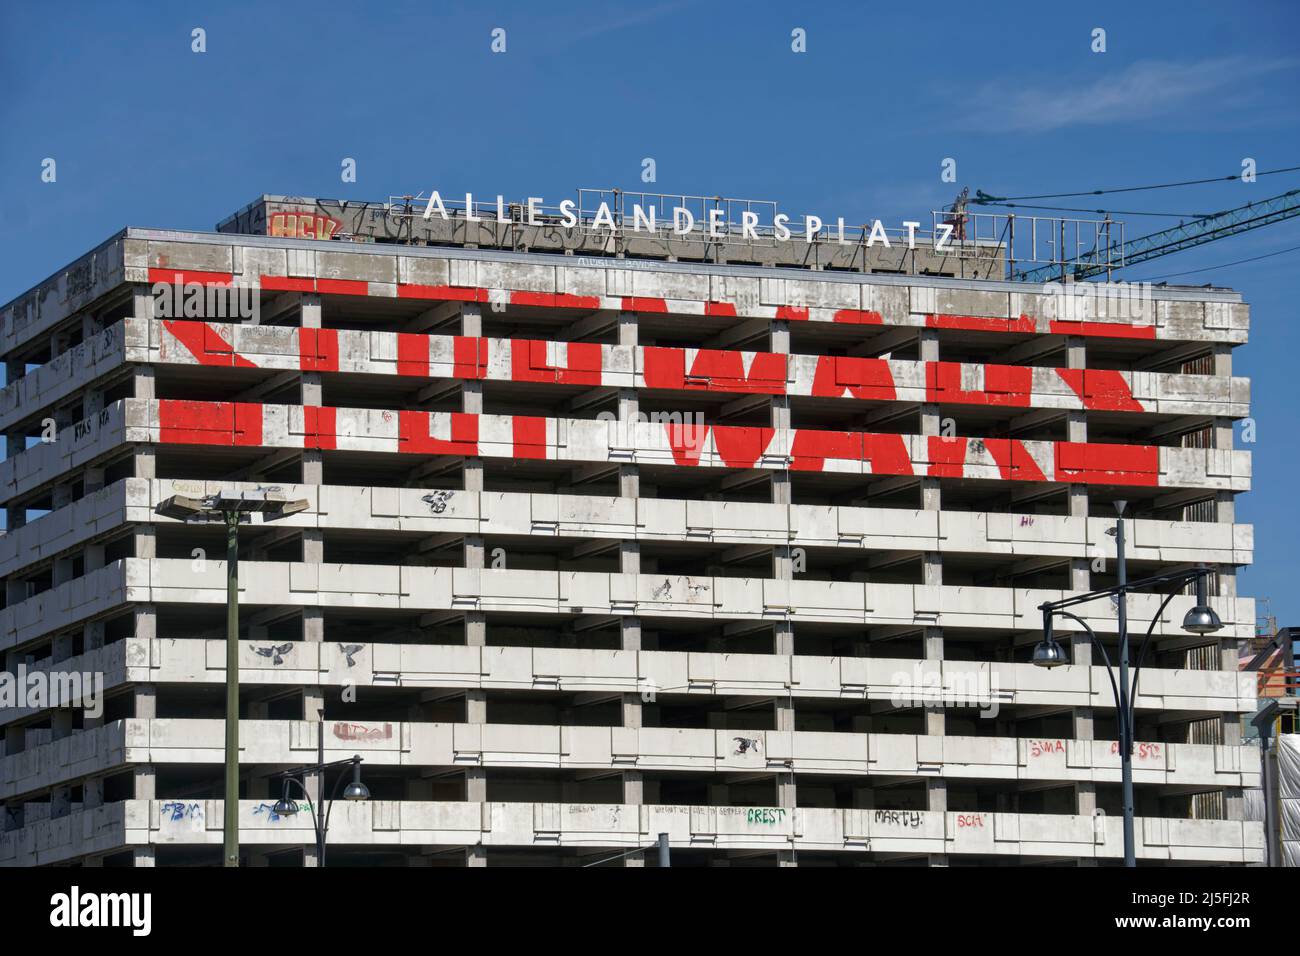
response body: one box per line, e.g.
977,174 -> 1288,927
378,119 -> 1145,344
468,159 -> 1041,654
3,721 -> 23,757
4,426 -> 25,531
134,684 -> 156,719
82,310 -> 103,341
133,448 -> 155,480
766,322 -> 797,865
51,482 -> 73,513
134,604 -> 156,642
83,384 -> 104,421
49,330 -> 70,362
770,320 -> 792,506
5,578 -> 30,606
921,594 -> 947,866
84,466 -> 106,495
461,303 -> 488,750
299,294 -> 326,563
131,645 -> 160,803
296,299 -> 327,818
1210,342 -> 1242,819
916,330 -> 947,865
84,543 -> 106,574
614,310 -> 644,860
82,620 -> 106,724
133,766 -> 156,800
133,365 -> 155,400
4,357 -> 27,531
51,709 -> 73,742
299,365 -> 323,405
1213,345 -> 1237,536
299,686 -> 324,867
461,307 -> 489,871
133,524 -> 156,561
1063,336 -> 1095,840
51,631 -> 75,664
1065,336 -> 1089,520
132,284 -> 156,322
461,301 -> 485,487
130,366 -> 157,482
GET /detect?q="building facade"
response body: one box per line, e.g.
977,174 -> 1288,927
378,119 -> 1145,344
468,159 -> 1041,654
0,195 -> 1263,865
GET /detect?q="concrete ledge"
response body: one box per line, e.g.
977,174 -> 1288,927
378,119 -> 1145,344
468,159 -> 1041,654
0,319 -> 1249,437
0,638 -> 1256,732
0,718 -> 1261,801
2,228 -> 1251,360
0,398 -> 1253,506
0,477 -> 1254,580
0,799 -> 1265,866
0,559 -> 1259,651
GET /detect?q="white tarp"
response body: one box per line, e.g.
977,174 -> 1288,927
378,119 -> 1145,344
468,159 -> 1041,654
1280,735 -> 1300,866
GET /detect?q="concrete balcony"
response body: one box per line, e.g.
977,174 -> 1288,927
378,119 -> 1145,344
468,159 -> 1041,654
0,398 -> 1254,506
0,637 -> 1256,729
0,229 -> 1250,359
0,718 -> 1261,801
0,317 -> 1251,433
0,558 -> 1259,652
0,478 -> 1255,580
0,799 -> 1265,866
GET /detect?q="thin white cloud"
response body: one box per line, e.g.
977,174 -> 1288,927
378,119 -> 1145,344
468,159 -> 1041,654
563,1 -> 698,45
960,57 -> 1297,133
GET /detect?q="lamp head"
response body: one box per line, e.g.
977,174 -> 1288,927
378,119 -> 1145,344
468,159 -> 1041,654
1032,609 -> 1069,668
1032,638 -> 1070,668
1182,569 -> 1223,635
343,755 -> 370,801
1182,605 -> 1222,635
342,781 -> 371,801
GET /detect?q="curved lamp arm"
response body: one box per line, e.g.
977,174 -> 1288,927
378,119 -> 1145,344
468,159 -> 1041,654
1130,589 -> 1181,711
278,776 -> 323,847
1054,610 -> 1120,712
320,756 -> 362,865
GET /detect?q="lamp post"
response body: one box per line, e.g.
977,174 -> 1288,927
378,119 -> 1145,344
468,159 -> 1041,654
272,755 -> 370,866
156,490 -> 310,868
1031,502 -> 1223,867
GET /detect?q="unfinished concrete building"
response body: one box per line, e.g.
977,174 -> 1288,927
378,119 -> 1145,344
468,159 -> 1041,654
0,193 -> 1263,865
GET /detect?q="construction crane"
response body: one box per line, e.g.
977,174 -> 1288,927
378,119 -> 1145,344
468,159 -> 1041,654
971,187 -> 1300,283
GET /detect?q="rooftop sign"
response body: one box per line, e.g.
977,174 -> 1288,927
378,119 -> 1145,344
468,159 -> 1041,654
405,188 -> 960,251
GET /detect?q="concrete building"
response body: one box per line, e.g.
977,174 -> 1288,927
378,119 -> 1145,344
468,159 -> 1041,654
0,193 -> 1263,866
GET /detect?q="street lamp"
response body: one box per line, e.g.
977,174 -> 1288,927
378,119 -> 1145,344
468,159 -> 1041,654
155,489 -> 310,868
1031,501 -> 1223,867
272,754 -> 370,866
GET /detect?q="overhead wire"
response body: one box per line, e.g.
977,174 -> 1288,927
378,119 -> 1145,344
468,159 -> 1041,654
1130,241 -> 1300,281
974,163 -> 1300,203
975,202 -> 1217,218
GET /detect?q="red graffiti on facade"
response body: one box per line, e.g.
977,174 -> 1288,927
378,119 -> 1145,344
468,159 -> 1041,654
268,211 -> 342,240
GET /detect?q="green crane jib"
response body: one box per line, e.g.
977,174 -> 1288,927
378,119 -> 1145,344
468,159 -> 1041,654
1002,188 -> 1300,284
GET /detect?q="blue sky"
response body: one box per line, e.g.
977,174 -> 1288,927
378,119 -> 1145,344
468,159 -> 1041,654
2,0 -> 1297,627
